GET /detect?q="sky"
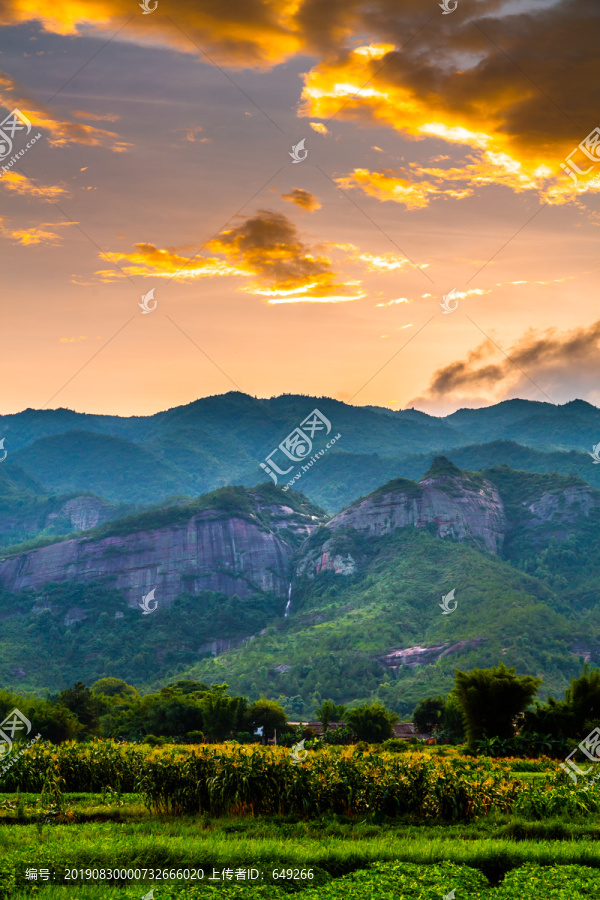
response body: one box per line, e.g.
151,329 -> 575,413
0,0 -> 599,417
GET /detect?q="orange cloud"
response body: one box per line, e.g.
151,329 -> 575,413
0,2 -> 595,205
178,126 -> 211,143
95,243 -> 248,282
71,110 -> 120,122
0,217 -> 77,244
0,171 -> 66,197
208,210 -> 362,301
96,210 -> 366,303
281,188 -> 321,211
299,18 -> 600,206
0,72 -> 131,152
0,0 -> 303,67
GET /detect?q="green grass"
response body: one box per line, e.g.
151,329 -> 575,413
4,791 -> 600,897
0,742 -> 598,899
6,856 -> 600,900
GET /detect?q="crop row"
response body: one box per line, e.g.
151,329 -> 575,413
1,741 -> 598,821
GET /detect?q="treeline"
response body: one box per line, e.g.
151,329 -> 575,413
414,662 -> 600,756
1,662 -> 599,754
0,679 -> 399,746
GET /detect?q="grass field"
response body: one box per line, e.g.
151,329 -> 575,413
1,744 -> 599,898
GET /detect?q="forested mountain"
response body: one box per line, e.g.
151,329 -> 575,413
1,443 -> 599,715
1,395 -> 599,528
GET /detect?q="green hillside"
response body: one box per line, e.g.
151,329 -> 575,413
178,528 -> 591,716
12,430 -> 193,503
173,465 -> 600,715
0,581 -> 285,694
1,461 -> 600,710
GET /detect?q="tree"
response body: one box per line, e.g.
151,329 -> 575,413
412,696 -> 445,734
103,691 -> 204,741
443,694 -> 466,743
346,703 -> 398,743
90,678 -> 139,701
314,699 -> 347,732
54,682 -> 107,736
200,691 -> 243,742
0,690 -> 79,744
523,665 -> 600,740
166,680 -> 210,695
454,663 -> 541,750
245,698 -> 287,740
566,665 -> 600,734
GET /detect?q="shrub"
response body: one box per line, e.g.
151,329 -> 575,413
382,738 -> 409,752
144,735 -> 169,746
235,732 -> 258,744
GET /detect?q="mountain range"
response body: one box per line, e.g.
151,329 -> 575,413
1,393 -> 600,545
1,391 -> 600,715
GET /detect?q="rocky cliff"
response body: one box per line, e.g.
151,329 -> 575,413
298,458 -> 600,577
300,458 -> 507,575
0,487 -> 325,605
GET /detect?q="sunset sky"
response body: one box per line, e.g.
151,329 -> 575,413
1,0 -> 599,416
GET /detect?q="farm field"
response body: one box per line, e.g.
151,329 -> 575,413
2,742 -> 600,899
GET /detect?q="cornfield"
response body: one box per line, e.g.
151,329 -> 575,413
0,739 -> 151,792
2,740 -> 597,822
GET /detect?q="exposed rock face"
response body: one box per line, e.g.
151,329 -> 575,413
0,494 -> 114,545
315,552 -> 356,576
330,473 -> 506,552
301,464 -> 507,576
50,496 -> 112,532
523,485 -> 598,538
378,638 -> 487,669
0,503 -> 319,605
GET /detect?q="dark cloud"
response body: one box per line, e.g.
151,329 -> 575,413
300,0 -> 599,196
413,319 -> 600,409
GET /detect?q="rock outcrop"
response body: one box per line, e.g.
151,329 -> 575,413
523,485 -> 598,542
0,492 -> 324,605
331,462 -> 506,552
378,638 -> 487,669
0,494 -> 115,546
301,458 -> 507,576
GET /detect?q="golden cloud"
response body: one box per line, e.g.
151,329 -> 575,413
0,171 -> 66,197
298,0 -> 600,205
0,0 -> 303,67
281,188 -> 321,211
0,217 -> 77,244
0,71 -> 131,152
208,210 -> 363,301
357,252 -> 415,272
0,1 -> 596,206
97,210 -> 365,302
95,243 -> 248,281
